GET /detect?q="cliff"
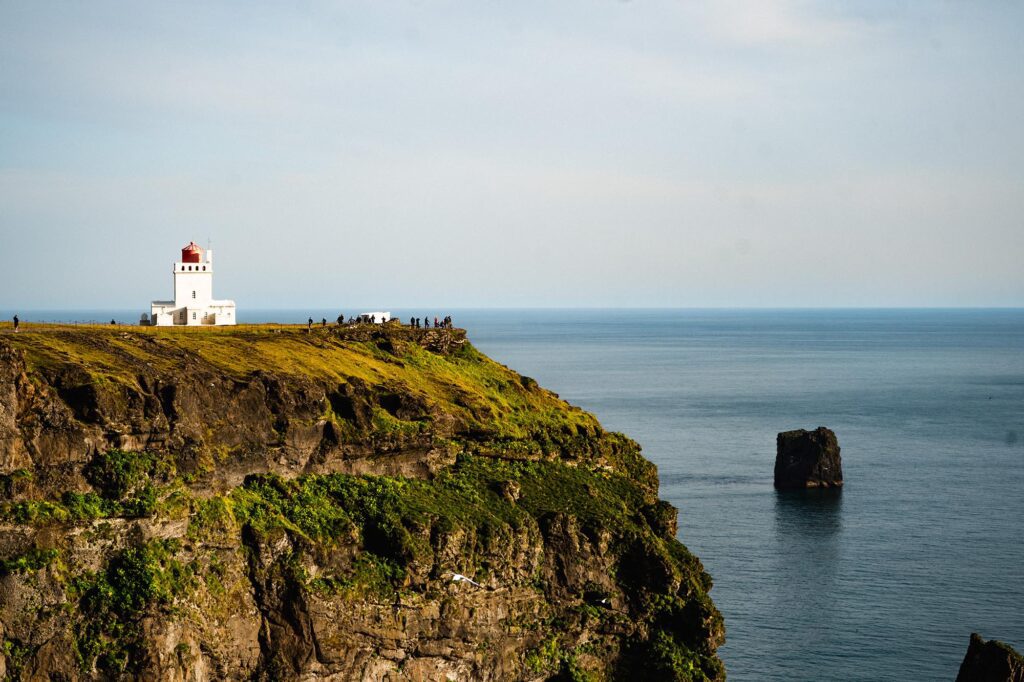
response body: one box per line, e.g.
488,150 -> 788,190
0,323 -> 724,681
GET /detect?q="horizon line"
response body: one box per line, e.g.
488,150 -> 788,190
5,305 -> 1024,312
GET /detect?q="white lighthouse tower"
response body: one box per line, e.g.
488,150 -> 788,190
147,241 -> 236,326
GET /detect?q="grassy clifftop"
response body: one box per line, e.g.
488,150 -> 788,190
3,323 -> 629,469
8,323 -> 588,435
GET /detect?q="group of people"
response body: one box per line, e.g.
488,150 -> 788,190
308,315 -> 355,330
305,313 -> 406,330
409,315 -> 452,329
302,314 -> 454,330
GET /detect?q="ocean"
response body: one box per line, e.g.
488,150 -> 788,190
462,308 -> 1024,681
9,307 -> 1024,679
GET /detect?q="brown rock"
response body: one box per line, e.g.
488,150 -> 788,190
774,426 -> 843,490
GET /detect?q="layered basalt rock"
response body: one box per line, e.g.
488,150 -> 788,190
774,426 -> 843,490
0,325 -> 724,680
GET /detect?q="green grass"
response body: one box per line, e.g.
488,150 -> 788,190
0,448 -> 176,524
2,638 -> 32,679
84,448 -> 175,499
0,547 -> 60,576
70,539 -> 197,674
0,447 -> 194,527
225,454 -> 650,548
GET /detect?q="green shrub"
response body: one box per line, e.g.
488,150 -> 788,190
84,449 -> 172,499
0,547 -> 60,576
72,539 -> 195,674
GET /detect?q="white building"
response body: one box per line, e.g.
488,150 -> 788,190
146,242 -> 236,326
358,312 -> 391,324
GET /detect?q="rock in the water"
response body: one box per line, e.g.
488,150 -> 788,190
956,633 -> 1024,682
774,426 -> 843,489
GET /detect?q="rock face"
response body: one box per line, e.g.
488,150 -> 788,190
774,426 -> 843,490
0,324 -> 725,681
956,633 -> 1024,682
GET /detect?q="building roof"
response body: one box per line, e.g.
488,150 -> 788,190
181,241 -> 204,263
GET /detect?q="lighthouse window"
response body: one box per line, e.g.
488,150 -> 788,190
202,266 -> 206,271
192,312 -> 196,320
192,291 -> 196,299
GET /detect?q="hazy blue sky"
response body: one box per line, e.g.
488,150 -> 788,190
1,1 -> 1022,309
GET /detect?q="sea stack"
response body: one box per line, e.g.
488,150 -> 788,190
955,633 -> 1024,682
774,426 -> 843,490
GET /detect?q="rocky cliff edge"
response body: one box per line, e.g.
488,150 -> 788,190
0,323 -> 723,681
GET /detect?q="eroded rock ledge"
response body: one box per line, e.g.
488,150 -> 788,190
0,324 -> 724,680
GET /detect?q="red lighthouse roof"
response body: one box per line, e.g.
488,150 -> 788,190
181,241 -> 203,263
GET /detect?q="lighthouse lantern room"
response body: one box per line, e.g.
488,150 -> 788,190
147,241 -> 236,326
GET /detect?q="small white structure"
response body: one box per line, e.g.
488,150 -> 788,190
148,242 -> 236,326
358,312 -> 391,324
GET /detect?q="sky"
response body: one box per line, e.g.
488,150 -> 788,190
1,1 -> 1022,309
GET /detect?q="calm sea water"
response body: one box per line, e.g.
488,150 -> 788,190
462,309 -> 1024,681
10,308 -> 1024,679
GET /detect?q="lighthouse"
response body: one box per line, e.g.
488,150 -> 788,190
147,241 -> 236,326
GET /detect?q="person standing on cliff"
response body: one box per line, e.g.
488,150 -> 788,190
307,317 -> 313,332
12,314 -> 19,333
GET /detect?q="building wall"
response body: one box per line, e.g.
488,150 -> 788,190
173,264 -> 213,308
149,302 -> 236,326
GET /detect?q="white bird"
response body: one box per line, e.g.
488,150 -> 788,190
449,572 -> 483,588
